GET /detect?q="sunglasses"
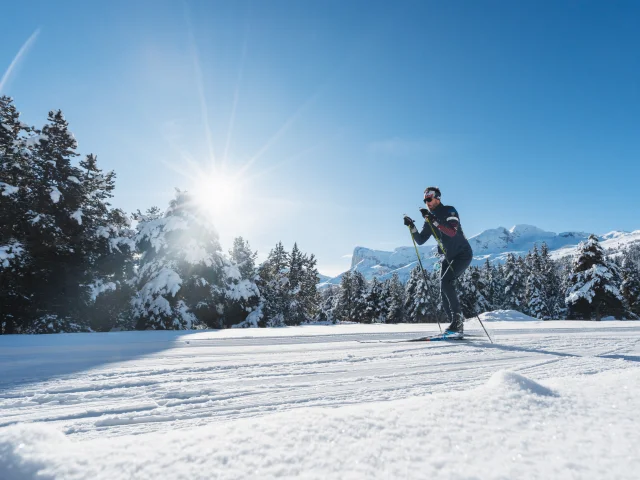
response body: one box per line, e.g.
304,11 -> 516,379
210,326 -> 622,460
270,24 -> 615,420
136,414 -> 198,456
424,196 -> 436,203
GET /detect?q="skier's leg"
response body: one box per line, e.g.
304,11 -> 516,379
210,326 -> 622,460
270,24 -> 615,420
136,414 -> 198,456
440,260 -> 455,325
442,253 -> 473,332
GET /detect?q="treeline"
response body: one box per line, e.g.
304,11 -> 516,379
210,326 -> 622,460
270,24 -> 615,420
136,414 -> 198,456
0,96 -> 320,334
322,236 -> 640,323
2,96 -> 639,334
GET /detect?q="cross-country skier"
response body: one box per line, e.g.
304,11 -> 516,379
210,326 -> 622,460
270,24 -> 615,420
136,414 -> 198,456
403,186 -> 473,338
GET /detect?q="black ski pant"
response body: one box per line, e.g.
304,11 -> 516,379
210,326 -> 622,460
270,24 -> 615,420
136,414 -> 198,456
440,251 -> 473,325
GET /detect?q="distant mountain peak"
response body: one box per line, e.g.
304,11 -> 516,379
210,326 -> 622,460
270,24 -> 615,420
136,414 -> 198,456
319,225 -> 640,286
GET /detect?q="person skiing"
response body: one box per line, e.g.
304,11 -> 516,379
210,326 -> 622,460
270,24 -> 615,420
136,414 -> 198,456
403,186 -> 473,338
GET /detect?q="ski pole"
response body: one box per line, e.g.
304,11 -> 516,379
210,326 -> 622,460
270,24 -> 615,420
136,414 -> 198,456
425,218 -> 493,343
407,224 -> 442,333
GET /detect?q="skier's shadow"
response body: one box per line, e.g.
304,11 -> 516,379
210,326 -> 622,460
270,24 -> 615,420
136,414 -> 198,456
597,354 -> 640,362
466,340 -> 640,362
465,341 -> 581,358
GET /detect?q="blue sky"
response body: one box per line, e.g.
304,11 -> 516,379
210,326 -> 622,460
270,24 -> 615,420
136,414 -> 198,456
2,0 -> 639,276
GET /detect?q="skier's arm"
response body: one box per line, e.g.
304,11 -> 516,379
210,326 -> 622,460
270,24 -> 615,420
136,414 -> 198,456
411,222 -> 433,245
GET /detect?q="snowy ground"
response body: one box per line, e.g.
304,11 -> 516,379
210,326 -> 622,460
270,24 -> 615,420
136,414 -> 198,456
2,315 -> 640,479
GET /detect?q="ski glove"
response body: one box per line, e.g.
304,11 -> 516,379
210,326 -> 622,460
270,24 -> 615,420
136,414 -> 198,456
419,208 -> 439,226
403,215 -> 416,228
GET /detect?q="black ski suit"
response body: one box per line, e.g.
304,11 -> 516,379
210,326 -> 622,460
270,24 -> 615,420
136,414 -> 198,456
411,203 -> 473,325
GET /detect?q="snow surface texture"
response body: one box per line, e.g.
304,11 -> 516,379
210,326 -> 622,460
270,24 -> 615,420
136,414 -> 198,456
321,225 -> 640,285
2,317 -> 640,478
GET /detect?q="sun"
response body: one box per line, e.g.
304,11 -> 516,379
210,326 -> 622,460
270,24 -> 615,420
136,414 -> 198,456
189,167 -> 245,221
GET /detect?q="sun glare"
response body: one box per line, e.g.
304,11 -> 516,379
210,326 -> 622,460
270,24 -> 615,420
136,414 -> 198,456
191,169 -> 244,220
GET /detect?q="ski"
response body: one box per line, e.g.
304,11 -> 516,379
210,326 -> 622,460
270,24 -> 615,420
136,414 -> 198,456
358,333 -> 484,344
407,333 -> 482,342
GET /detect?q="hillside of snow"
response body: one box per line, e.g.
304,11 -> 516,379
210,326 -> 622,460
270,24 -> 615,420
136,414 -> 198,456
320,225 -> 640,285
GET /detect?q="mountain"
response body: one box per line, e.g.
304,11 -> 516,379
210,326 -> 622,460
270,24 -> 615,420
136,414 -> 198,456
319,225 -> 640,286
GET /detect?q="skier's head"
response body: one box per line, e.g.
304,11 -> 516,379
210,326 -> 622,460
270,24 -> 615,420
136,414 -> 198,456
424,186 -> 441,209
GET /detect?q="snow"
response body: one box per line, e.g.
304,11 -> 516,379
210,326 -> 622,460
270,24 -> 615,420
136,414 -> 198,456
70,209 -> 82,225
67,176 -> 80,184
478,309 -> 536,322
0,242 -> 24,268
88,280 -> 117,302
134,266 -> 182,313
321,226 -> 640,285
0,182 -> 19,196
1,321 -> 640,478
24,134 -> 48,147
49,186 -> 61,203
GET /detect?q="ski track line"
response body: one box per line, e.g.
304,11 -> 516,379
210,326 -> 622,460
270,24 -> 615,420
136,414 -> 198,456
1,326 -> 640,440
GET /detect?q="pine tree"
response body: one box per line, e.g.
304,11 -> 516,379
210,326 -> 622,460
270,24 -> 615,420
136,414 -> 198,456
257,241 -> 290,327
525,245 -> 549,319
334,270 -> 353,322
349,271 -> 369,323
385,272 -> 405,323
539,242 -> 563,319
1,102 -> 137,333
620,251 -> 640,318
132,191 -> 227,330
565,234 -> 627,320
0,96 -> 34,333
502,253 -> 525,311
458,266 -> 490,318
286,245 -> 320,325
403,266 -> 424,322
404,266 -> 440,323
224,236 -> 260,327
480,259 -> 504,310
364,277 -> 386,323
315,284 -> 338,324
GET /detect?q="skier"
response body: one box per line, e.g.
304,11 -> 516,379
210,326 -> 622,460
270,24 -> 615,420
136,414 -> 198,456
403,186 -> 473,338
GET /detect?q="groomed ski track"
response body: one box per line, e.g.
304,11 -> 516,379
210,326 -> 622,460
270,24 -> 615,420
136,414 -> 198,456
1,321 -> 639,441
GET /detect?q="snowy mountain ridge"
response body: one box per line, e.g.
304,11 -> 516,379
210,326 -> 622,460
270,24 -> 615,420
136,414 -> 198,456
320,225 -> 640,286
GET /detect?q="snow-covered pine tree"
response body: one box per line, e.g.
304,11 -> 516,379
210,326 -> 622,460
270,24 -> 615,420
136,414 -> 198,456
286,243 -> 305,325
555,256 -> 572,319
1,102 -> 137,333
224,236 -> 260,327
315,284 -> 338,324
525,245 -> 549,319
539,242 -> 563,319
363,277 -> 386,323
349,270 -> 368,323
256,241 -> 290,327
404,266 -> 440,323
0,96 -> 34,333
298,252 -> 320,323
403,266 -> 424,323
77,154 -> 136,331
334,270 -> 353,322
132,190 -> 227,330
620,250 -> 640,318
286,244 -> 320,325
385,272 -> 405,323
502,253 -> 525,312
565,234 -> 627,320
431,269 -> 449,323
627,243 -> 640,270
458,266 -> 490,319
480,259 -> 505,310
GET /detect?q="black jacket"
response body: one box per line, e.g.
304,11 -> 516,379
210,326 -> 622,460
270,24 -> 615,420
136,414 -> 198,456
412,203 -> 473,259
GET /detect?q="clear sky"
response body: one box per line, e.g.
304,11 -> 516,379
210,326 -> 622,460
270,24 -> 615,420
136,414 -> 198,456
2,0 -> 639,276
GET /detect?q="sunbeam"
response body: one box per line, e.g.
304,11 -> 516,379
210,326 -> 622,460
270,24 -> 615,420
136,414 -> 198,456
0,28 -> 40,94
223,34 -> 249,165
238,89 -> 322,177
184,4 -> 216,168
